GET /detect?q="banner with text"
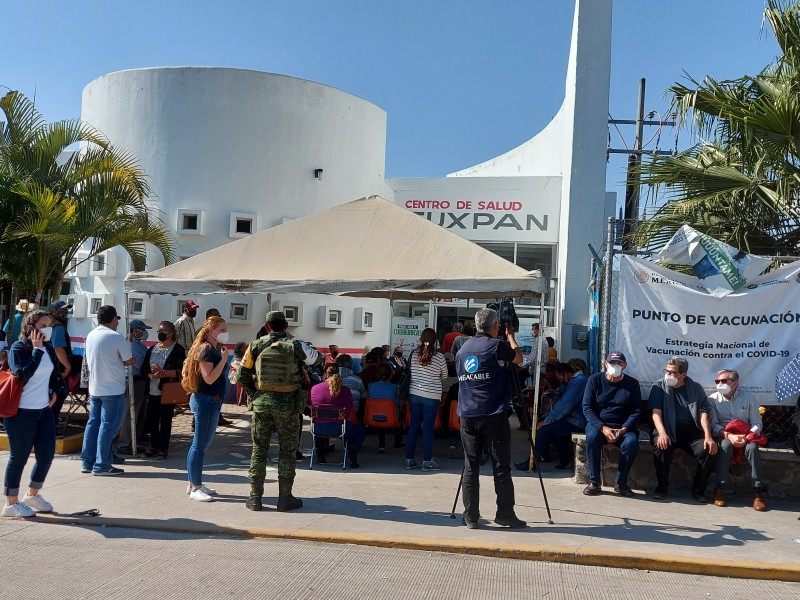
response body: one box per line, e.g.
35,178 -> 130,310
391,317 -> 427,357
615,255 -> 800,404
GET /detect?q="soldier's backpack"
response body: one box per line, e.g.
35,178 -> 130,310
254,338 -> 302,393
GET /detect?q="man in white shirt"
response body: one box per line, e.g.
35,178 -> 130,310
79,306 -> 135,476
707,368 -> 766,511
524,323 -> 548,380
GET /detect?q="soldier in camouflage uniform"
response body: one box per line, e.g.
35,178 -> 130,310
237,311 -> 307,512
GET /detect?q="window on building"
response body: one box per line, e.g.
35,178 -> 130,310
328,309 -> 342,326
178,209 -> 204,235
129,298 -> 145,316
230,303 -> 249,321
229,212 -> 258,238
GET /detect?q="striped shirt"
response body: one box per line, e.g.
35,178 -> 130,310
409,350 -> 448,401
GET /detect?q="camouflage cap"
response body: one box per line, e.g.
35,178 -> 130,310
266,310 -> 286,322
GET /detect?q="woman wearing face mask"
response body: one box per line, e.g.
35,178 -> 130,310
3,310 -> 68,518
182,316 -> 229,501
388,346 -> 407,381
141,321 -> 186,460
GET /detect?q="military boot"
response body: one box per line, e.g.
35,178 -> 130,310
245,496 -> 263,511
276,481 -> 303,512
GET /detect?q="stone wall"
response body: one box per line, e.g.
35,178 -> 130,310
571,434 -> 800,500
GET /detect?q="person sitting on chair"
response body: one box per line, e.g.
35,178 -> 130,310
367,363 -> 404,453
310,365 -> 365,468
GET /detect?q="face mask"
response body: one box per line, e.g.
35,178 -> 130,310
664,374 -> 679,387
157,332 -> 169,343
187,310 -> 197,319
716,383 -> 732,395
39,326 -> 53,342
216,331 -> 230,345
606,363 -> 623,378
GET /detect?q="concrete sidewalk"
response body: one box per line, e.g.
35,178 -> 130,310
4,405 -> 800,581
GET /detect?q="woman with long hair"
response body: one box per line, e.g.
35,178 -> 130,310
405,328 -> 448,471
310,365 -> 365,468
182,316 -> 229,502
3,310 -> 68,517
142,321 -> 186,460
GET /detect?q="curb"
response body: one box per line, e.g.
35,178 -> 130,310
38,514 -> 800,582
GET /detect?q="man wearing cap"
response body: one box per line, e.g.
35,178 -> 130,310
174,300 -> 199,351
581,350 -> 642,497
49,300 -> 74,422
80,306 -> 135,476
237,310 -> 308,512
3,299 -> 34,345
117,319 -> 152,456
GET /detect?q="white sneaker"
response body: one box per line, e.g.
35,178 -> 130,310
2,501 -> 36,518
189,488 -> 214,502
186,484 -> 218,496
22,493 -> 53,513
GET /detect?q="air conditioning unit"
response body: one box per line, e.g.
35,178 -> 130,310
353,307 -> 375,332
66,251 -> 90,278
318,305 -> 343,329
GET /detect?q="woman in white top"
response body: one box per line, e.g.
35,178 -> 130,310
3,310 -> 68,518
405,328 -> 448,471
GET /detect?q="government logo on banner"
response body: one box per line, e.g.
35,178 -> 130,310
615,255 -> 800,405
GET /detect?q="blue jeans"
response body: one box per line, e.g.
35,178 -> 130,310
585,423 -> 639,486
535,420 -> 583,466
80,394 -> 126,473
187,392 -> 222,486
3,408 -> 56,496
405,395 -> 440,462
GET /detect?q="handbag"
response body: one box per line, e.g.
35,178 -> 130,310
0,370 -> 24,418
396,350 -> 414,400
160,381 -> 190,405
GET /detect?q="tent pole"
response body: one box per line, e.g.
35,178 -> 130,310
123,288 -> 138,458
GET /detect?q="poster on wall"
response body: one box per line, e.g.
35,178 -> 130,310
615,255 -> 800,405
391,317 -> 427,357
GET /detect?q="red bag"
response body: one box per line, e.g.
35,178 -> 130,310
0,370 -> 24,418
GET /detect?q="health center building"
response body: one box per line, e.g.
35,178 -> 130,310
60,0 -> 614,361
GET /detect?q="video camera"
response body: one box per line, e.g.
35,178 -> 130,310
486,296 -> 519,342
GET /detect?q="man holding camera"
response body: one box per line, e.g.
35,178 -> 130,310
455,307 -> 526,529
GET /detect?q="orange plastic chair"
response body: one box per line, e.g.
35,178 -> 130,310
405,404 -> 443,430
365,398 -> 401,429
449,400 -> 460,431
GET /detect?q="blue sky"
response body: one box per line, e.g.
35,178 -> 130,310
3,1 -> 781,206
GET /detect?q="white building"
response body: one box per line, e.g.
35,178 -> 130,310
64,0 -> 613,360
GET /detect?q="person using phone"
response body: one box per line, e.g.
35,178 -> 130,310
3,311 -> 68,517
581,350 -> 642,497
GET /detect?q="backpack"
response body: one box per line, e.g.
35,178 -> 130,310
254,338 -> 302,393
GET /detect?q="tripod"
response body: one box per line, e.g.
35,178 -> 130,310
449,330 -> 554,524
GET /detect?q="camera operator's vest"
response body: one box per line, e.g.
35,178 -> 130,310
455,333 -> 512,418
254,336 -> 302,392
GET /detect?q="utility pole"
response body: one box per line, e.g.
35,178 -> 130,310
608,78 -> 675,252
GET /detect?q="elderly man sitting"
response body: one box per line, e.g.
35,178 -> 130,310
708,369 -> 767,511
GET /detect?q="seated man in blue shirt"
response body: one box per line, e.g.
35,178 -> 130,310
582,350 -> 641,497
515,362 -> 588,471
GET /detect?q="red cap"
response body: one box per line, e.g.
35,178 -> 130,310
186,300 -> 200,310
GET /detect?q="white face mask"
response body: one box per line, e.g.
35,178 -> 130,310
39,326 -> 53,342
716,383 -> 732,395
664,374 -> 679,387
606,363 -> 623,378
215,331 -> 230,345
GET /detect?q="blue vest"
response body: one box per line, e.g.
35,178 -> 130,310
455,333 -> 511,418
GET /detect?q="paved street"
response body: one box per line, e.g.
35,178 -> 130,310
2,520 -> 799,600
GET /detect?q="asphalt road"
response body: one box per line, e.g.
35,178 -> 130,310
2,520 -> 798,600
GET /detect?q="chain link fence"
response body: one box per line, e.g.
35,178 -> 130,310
592,219 -> 798,446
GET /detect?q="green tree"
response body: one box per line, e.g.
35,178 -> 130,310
0,89 -> 174,303
630,0 -> 800,256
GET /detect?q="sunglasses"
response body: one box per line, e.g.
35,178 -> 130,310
714,378 -> 733,384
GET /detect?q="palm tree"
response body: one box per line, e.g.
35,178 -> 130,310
0,89 -> 174,303
630,0 -> 800,257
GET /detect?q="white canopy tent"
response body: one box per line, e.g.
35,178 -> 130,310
125,196 -> 546,298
